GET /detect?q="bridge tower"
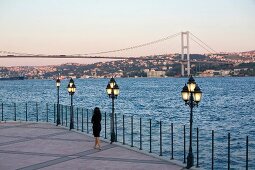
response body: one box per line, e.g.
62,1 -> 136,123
181,31 -> 190,77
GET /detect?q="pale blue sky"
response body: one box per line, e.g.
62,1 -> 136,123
0,0 -> 254,66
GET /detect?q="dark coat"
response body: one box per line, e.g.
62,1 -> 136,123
91,112 -> 101,137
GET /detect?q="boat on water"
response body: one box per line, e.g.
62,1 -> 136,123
0,76 -> 25,80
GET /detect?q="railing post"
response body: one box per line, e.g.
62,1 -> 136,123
26,103 -> 28,121
36,102 -> 38,122
149,119 -> 152,153
115,113 -> 117,142
14,103 -> 16,121
76,107 -> 79,130
70,105 -> 72,130
46,103 -> 48,122
54,103 -> 56,123
86,109 -> 89,134
140,117 -> 142,150
184,125 -> 186,163
82,108 -> 84,132
159,120 -> 162,156
171,123 -> 174,160
1,103 -> 3,121
228,133 -> 230,170
123,114 -> 125,145
196,127 -> 199,168
212,130 -> 214,170
61,105 -> 63,125
104,112 -> 107,139
65,105 -> 67,127
131,116 -> 133,147
246,136 -> 248,170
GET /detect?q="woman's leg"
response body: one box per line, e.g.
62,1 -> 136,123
94,137 -> 98,147
94,137 -> 97,148
93,137 -> 101,150
97,137 -> 101,149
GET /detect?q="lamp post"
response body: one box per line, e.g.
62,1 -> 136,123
106,77 -> 120,144
67,78 -> 76,130
181,76 -> 202,169
56,77 -> 61,126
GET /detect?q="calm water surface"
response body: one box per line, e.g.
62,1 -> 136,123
0,77 -> 254,169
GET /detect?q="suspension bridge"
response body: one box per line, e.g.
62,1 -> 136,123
0,31 -> 219,76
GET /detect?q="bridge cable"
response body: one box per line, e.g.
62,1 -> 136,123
190,37 -> 214,54
190,32 -> 218,53
71,32 -> 181,56
1,32 -> 181,57
0,50 -> 47,56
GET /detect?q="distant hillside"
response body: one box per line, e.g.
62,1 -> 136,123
1,53 -> 254,78
174,54 -> 207,60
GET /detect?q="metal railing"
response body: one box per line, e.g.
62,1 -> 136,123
0,102 -> 253,170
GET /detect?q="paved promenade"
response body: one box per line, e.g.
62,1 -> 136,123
0,122 -> 186,170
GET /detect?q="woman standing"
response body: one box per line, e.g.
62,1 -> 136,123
91,107 -> 102,150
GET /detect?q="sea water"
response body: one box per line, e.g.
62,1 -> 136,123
0,77 -> 254,169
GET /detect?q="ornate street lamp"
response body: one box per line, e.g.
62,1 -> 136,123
67,78 -> 76,130
181,76 -> 202,169
106,77 -> 120,144
56,77 -> 61,126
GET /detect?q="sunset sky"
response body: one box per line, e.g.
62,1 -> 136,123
0,0 -> 254,66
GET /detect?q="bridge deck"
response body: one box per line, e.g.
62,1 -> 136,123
0,122 -> 186,170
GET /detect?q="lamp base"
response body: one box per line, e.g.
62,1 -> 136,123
56,119 -> 60,126
110,132 -> 115,144
186,152 -> 194,169
70,122 -> 74,130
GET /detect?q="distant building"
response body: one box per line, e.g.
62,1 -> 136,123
199,69 -> 231,77
143,69 -> 150,72
220,70 -> 231,76
161,66 -> 167,71
199,70 -> 214,77
146,69 -> 166,77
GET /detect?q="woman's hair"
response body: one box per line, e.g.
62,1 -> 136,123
94,107 -> 101,116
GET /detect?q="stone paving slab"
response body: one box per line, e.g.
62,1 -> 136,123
0,153 -> 58,170
48,132 -> 94,141
0,122 -> 187,170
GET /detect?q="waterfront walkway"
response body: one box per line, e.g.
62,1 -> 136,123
0,122 -> 186,170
